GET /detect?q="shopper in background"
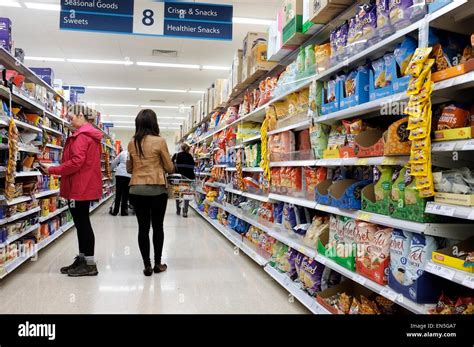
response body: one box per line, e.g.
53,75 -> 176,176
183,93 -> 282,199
127,109 -> 175,276
110,145 -> 131,216
172,142 -> 195,218
41,105 -> 102,277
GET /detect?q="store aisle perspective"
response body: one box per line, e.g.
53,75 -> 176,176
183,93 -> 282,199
0,203 -> 307,314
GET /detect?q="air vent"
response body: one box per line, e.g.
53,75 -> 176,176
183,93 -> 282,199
149,99 -> 166,103
152,49 -> 178,57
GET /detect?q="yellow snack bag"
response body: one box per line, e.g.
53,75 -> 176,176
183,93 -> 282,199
411,137 -> 431,151
404,48 -> 433,77
415,175 -> 433,190
410,149 -> 429,163
408,123 -> 431,141
411,161 -> 429,176
407,70 -> 432,95
419,184 -> 435,198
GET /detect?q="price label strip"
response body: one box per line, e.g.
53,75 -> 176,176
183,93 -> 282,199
381,287 -> 398,302
358,212 -> 372,222
356,159 -> 369,165
426,262 -> 455,281
353,274 -> 367,286
462,140 -> 474,151
462,275 -> 474,289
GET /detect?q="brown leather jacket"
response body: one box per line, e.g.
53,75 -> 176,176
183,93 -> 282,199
126,135 -> 175,186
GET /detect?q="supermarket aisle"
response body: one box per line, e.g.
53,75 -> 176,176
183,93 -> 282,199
0,202 -> 306,314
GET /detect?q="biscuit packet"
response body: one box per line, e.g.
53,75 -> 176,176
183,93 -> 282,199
410,148 -> 429,164
408,124 -> 430,141
372,57 -> 386,89
404,47 -> 433,77
415,175 -> 433,190
315,43 -> 331,71
411,137 -> 430,152
411,161 -> 429,177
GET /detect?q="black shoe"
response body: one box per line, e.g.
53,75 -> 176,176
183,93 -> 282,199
176,209 -> 181,216
109,210 -> 118,216
67,263 -> 99,277
143,266 -> 153,276
60,256 -> 85,274
182,212 -> 188,218
121,212 -> 129,216
154,264 -> 168,273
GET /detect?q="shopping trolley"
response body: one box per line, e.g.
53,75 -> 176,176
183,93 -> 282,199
167,174 -> 196,203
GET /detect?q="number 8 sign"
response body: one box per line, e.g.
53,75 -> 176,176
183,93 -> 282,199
133,2 -> 164,36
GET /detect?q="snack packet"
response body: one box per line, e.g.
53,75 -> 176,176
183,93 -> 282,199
405,48 -> 433,77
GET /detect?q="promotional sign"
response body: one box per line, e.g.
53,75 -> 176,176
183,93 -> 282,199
60,0 -> 233,41
62,86 -> 86,94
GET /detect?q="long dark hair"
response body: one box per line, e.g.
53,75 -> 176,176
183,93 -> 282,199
134,109 -> 160,157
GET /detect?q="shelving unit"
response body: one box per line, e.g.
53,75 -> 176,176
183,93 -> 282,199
35,189 -> 60,199
38,206 -> 69,223
0,207 -> 41,226
0,224 -> 40,248
46,144 -> 63,150
42,126 -> 63,137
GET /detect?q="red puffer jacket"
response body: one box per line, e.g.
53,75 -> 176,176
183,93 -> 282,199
49,123 -> 103,201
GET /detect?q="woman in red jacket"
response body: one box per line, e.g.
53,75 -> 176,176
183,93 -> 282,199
41,105 -> 103,277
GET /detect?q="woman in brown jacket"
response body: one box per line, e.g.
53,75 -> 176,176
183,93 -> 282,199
127,109 -> 175,276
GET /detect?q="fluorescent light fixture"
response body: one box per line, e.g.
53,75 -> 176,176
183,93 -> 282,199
202,65 -> 231,71
101,104 -> 139,107
141,105 -> 191,109
67,58 -> 133,65
0,1 -> 22,8
139,88 -> 187,93
188,90 -> 206,94
24,2 -> 60,11
87,86 -> 137,91
136,62 -> 200,69
233,17 -> 273,25
25,56 -> 65,62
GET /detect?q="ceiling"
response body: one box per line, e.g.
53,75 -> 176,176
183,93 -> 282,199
1,0 -> 281,129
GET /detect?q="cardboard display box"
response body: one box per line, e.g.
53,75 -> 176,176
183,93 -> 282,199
231,50 -> 243,91
243,32 -> 268,61
353,129 -> 385,158
432,236 -> 474,273
328,179 -> 372,210
388,268 -> 444,304
304,0 -> 354,27
282,0 -> 309,45
316,280 -> 374,314
249,42 -> 277,76
434,192 -> 474,207
434,126 -> 474,141
432,59 -> 474,82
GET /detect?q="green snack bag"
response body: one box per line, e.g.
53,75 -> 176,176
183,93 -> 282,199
305,45 -> 316,73
309,123 -> 330,159
297,47 -> 306,75
390,167 -> 406,211
374,165 -> 393,213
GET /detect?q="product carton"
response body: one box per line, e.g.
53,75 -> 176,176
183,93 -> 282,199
328,179 -> 372,210
432,236 -> 474,273
434,126 -> 474,141
339,67 -> 370,110
243,32 -> 268,60
282,0 -> 308,45
249,42 -> 277,75
268,10 -> 299,62
353,129 -> 385,157
317,280 -> 373,314
317,226 -> 356,271
213,79 -> 228,108
231,49 -> 243,91
433,58 -> 474,82
388,268 -> 444,303
304,0 -> 353,28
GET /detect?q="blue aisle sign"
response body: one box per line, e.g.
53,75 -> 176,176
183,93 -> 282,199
63,86 -> 86,94
59,0 -> 233,41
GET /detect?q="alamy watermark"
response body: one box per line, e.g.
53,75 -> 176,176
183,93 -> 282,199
380,100 -> 410,116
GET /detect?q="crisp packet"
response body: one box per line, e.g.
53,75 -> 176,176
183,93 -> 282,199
411,137 -> 430,151
411,161 -> 429,176
377,0 -> 393,38
383,53 -> 395,86
327,79 -> 338,103
394,36 -> 417,76
363,3 -> 378,44
404,48 -> 433,77
372,57 -> 386,89
345,70 -> 358,96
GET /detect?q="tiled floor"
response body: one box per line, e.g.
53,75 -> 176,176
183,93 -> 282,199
0,201 -> 307,314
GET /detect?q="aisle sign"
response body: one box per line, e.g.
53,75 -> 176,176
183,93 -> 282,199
60,0 -> 233,41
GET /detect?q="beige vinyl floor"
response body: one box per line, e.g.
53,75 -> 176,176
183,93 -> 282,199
0,201 -> 307,314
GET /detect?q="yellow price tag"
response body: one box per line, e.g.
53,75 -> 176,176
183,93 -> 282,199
358,212 -> 372,222
382,157 -> 397,165
356,159 -> 368,165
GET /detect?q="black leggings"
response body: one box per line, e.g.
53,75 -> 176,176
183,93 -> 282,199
131,194 -> 168,267
113,176 -> 130,214
69,200 -> 95,257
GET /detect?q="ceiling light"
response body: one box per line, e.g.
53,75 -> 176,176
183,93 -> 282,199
25,56 -> 65,62
0,1 -> 22,8
233,17 -> 273,25
202,65 -> 231,71
24,2 -> 60,11
141,105 -> 191,109
188,90 -> 206,94
139,88 -> 187,93
101,104 -> 139,107
88,86 -> 137,91
136,62 -> 200,69
67,58 -> 133,65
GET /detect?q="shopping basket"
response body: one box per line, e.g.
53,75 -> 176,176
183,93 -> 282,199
167,174 -> 196,202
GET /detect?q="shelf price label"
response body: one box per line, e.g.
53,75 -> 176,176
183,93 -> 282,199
426,262 -> 455,281
381,157 -> 398,165
381,288 -> 398,302
356,159 -> 369,165
432,141 -> 456,152
462,140 -> 474,151
427,204 -> 455,217
468,210 -> 474,220
353,274 -> 367,286
462,275 -> 474,289
358,212 -> 372,222
316,255 -> 327,265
